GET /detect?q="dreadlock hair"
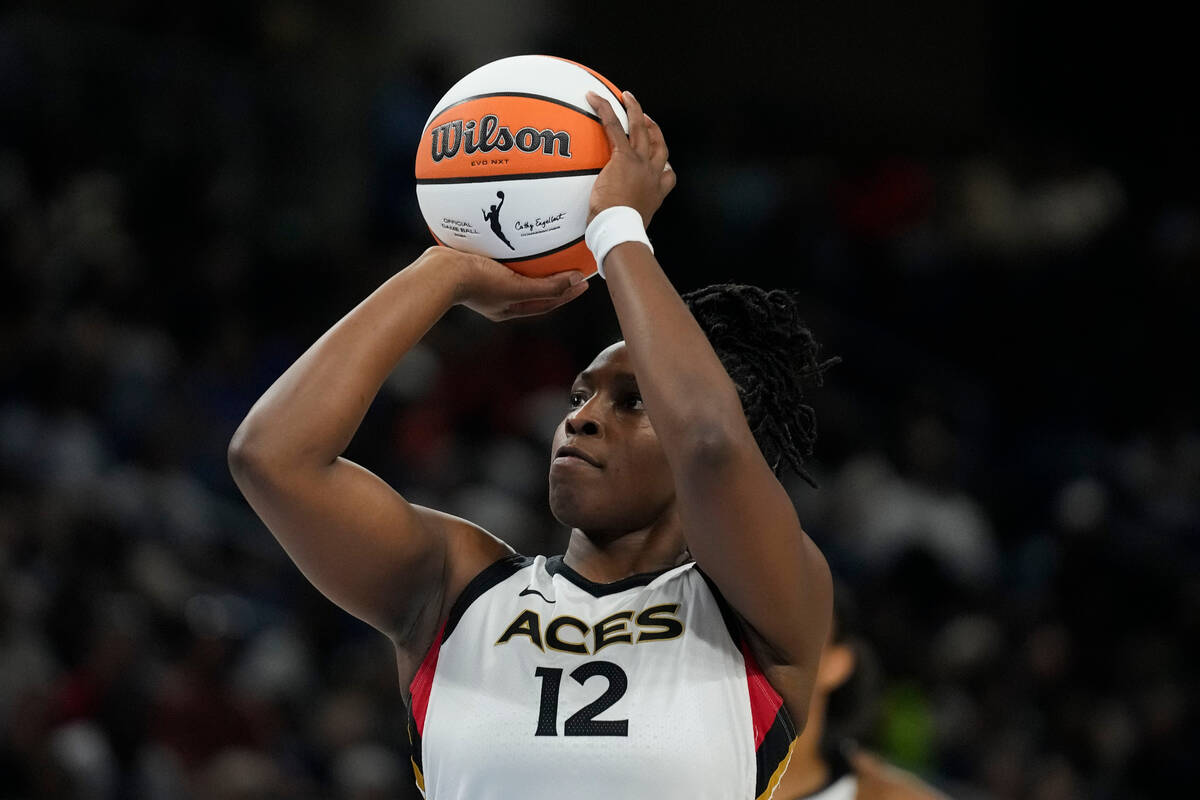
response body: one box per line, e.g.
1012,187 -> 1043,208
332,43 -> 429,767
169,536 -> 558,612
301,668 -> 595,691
681,283 -> 840,487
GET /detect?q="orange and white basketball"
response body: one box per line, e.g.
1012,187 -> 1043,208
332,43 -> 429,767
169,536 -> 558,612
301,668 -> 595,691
415,55 -> 628,278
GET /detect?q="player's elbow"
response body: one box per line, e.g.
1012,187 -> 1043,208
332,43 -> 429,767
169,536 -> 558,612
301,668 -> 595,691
227,422 -> 278,485
672,387 -> 753,470
676,420 -> 744,472
227,430 -> 255,485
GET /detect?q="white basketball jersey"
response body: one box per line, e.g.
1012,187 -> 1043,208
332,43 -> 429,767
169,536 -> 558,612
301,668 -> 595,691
407,554 -> 797,800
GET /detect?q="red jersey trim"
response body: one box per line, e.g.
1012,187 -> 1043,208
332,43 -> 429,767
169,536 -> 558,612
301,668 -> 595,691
409,623 -> 445,738
741,638 -> 785,749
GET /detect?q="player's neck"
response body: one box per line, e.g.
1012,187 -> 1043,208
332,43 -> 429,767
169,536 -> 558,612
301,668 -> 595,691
562,517 -> 688,584
774,697 -> 831,798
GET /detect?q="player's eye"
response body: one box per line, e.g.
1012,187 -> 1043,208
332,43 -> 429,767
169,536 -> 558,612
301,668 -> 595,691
623,393 -> 644,411
568,391 -> 587,408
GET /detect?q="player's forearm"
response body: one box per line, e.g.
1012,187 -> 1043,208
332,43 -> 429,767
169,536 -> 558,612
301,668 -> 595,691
230,250 -> 460,470
604,243 -> 748,452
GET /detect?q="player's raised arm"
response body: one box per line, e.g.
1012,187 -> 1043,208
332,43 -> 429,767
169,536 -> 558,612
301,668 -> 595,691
585,90 -> 833,728
227,248 -> 588,654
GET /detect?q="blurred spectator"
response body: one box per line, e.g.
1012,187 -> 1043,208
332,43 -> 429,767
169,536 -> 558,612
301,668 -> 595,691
0,3 -> 1195,799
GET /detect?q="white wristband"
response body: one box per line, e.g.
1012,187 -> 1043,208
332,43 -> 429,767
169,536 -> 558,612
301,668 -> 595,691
584,206 -> 652,279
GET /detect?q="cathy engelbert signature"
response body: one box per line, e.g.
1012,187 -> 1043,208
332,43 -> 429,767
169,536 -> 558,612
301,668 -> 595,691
513,211 -> 566,236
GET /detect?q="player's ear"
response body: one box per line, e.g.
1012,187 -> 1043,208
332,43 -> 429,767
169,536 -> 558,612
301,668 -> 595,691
815,641 -> 856,693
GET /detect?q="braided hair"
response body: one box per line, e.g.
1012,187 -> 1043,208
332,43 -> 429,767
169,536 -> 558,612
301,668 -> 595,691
681,283 -> 839,487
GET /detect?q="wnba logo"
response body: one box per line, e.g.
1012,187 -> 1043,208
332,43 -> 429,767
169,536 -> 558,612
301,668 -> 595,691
430,114 -> 573,162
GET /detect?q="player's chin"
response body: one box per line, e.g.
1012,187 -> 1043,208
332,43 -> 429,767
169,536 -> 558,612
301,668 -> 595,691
548,478 -> 606,529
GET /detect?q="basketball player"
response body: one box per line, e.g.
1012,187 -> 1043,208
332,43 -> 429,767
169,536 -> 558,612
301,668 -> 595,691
774,590 -> 950,799
228,89 -> 836,799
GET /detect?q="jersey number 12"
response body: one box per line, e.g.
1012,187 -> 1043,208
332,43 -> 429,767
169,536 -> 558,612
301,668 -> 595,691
534,661 -> 628,736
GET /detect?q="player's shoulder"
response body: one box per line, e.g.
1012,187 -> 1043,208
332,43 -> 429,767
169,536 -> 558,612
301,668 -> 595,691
440,515 -> 524,606
850,750 -> 951,800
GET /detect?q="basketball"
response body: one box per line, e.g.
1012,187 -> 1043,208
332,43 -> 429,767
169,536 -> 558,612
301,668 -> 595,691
415,55 -> 629,278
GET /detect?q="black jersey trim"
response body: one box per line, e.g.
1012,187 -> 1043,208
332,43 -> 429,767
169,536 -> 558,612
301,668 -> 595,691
755,710 -> 799,798
406,709 -> 425,790
442,553 -> 532,641
544,555 -> 682,597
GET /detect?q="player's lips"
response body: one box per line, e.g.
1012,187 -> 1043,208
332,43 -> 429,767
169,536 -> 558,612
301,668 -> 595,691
554,445 -> 602,468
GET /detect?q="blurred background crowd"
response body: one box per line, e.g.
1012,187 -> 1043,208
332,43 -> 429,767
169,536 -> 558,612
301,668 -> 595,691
0,2 -> 1195,799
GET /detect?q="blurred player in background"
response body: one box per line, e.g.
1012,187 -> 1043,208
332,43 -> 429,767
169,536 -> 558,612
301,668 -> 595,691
229,89 -> 838,799
775,586 -> 950,800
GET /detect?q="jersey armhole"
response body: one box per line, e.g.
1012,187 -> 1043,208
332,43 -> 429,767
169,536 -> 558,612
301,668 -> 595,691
406,552 -> 533,795
697,568 -> 799,800
408,552 -> 531,705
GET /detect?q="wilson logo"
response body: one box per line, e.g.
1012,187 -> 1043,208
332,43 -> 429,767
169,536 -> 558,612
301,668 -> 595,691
430,114 -> 572,162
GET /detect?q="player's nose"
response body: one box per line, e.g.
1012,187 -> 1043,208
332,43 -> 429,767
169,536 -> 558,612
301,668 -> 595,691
564,398 -> 602,437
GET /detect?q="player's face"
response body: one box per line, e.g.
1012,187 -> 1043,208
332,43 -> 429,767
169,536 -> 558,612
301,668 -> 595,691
548,342 -> 675,534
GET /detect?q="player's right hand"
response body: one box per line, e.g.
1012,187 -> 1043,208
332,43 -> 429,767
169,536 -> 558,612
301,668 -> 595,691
585,89 -> 675,228
428,247 -> 589,321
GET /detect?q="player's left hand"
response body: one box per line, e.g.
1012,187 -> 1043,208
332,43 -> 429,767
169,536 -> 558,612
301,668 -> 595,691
585,90 -> 676,227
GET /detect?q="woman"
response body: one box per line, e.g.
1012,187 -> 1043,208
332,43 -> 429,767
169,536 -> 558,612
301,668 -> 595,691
775,589 -> 950,799
229,89 -> 836,799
